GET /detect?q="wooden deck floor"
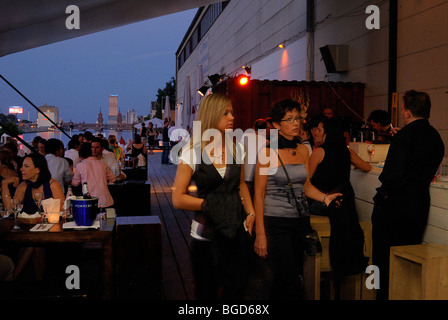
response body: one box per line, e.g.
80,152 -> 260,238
145,151 -> 196,300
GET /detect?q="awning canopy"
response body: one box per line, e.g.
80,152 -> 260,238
0,0 -> 221,57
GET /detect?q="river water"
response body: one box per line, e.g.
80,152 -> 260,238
17,129 -> 134,151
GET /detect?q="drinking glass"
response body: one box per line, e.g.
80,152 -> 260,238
11,198 -> 20,230
98,202 -> 106,222
16,200 -> 23,216
34,192 -> 44,222
367,144 -> 375,163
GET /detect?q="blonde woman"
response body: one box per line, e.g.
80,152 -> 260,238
172,93 -> 255,300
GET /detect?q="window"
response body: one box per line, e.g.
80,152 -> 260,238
177,1 -> 229,71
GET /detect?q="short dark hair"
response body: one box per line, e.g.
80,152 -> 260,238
253,119 -> 268,130
67,138 -> 80,150
368,110 -> 391,126
403,90 -> 431,119
45,138 -> 64,155
78,142 -> 92,159
308,114 -> 327,130
269,99 -> 302,123
3,142 -> 18,155
90,137 -> 102,145
100,138 -> 109,150
83,131 -> 94,141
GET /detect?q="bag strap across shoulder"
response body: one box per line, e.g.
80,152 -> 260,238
276,152 -> 302,215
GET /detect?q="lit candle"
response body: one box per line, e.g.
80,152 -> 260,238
47,213 -> 60,224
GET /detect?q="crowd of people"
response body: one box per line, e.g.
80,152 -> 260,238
172,90 -> 445,301
0,89 -> 444,301
0,130 -> 139,282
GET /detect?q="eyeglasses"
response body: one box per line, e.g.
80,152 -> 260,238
280,117 -> 301,124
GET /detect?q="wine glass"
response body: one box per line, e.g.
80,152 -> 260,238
34,192 -> 44,222
10,198 -> 20,230
14,199 -> 22,230
98,202 -> 106,223
16,200 -> 23,216
367,144 -> 375,163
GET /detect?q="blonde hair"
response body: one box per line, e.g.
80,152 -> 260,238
193,93 -> 232,152
108,134 -> 117,146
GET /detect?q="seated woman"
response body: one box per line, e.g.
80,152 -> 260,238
2,153 -> 65,280
0,150 -> 20,208
2,153 -> 65,213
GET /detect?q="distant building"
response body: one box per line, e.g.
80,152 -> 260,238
117,110 -> 123,127
108,94 -> 118,124
97,108 -> 103,128
37,104 -> 58,128
126,109 -> 138,124
151,101 -> 157,118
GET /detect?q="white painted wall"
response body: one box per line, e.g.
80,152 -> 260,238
177,0 -> 448,151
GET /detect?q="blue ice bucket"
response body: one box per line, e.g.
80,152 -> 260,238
71,197 -> 99,226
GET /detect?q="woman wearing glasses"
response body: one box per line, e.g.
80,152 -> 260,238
253,99 -> 341,299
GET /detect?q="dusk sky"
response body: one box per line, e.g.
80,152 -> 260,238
0,8 -> 197,124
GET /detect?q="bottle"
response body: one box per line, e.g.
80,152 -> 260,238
65,185 -> 74,222
66,185 -> 73,198
82,182 -> 92,199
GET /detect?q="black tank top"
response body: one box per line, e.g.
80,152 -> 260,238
311,143 -> 351,194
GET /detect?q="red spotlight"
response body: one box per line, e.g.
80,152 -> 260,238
237,74 -> 250,86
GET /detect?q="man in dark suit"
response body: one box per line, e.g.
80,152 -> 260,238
371,90 -> 445,300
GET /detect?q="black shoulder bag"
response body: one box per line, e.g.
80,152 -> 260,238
277,153 -> 322,256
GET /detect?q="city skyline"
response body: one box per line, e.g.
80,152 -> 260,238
0,8 -> 196,124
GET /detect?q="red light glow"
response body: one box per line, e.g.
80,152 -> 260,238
238,75 -> 249,86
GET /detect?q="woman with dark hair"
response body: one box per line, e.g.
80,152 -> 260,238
308,114 -> 328,150
2,152 -> 65,213
309,117 -> 369,293
130,134 -> 148,168
308,117 -> 351,215
1,152 -> 65,280
253,99 -> 342,299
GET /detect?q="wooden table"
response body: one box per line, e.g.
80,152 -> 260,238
0,217 -> 115,299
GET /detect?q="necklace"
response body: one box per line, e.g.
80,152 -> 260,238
210,150 -> 224,160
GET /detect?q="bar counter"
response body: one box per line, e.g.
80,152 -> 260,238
351,165 -> 448,245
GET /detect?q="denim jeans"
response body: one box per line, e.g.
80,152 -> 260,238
161,141 -> 170,164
